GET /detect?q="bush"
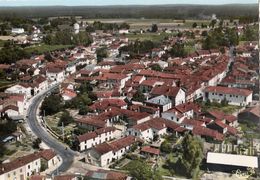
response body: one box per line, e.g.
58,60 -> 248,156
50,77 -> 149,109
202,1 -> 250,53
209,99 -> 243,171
160,141 -> 172,153
32,138 -> 41,149
58,111 -> 74,126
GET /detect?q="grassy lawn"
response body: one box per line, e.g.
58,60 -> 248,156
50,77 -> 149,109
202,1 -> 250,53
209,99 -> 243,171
240,122 -> 260,139
25,44 -> 74,54
201,102 -> 241,114
125,32 -> 175,42
157,157 -> 172,176
45,112 -> 76,137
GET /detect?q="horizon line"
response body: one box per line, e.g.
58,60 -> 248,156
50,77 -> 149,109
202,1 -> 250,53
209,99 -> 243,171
0,3 -> 257,7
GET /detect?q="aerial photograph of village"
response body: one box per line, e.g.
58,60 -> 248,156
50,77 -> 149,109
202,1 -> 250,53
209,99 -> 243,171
0,0 -> 258,179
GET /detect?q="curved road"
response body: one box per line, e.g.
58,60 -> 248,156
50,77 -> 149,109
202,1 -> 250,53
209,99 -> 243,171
27,85 -> 75,175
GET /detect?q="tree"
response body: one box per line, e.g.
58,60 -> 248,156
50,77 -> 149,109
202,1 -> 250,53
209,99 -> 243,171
169,43 -> 187,58
210,19 -> 217,28
32,138 -> 41,149
96,47 -> 108,62
176,133 -> 203,179
41,94 -> 63,116
119,22 -> 130,29
58,110 -> 74,126
160,141 -> 172,153
0,119 -> 17,136
127,160 -> 163,180
151,24 -> 158,32
151,64 -> 162,72
132,90 -> 146,102
201,31 -> 208,37
78,106 -> 91,115
192,22 -> 197,28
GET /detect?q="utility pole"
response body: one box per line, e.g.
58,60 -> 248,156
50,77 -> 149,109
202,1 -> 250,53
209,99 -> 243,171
62,122 -> 65,142
43,110 -> 46,128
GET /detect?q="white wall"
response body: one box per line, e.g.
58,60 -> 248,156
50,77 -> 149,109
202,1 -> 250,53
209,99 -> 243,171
203,91 -> 252,106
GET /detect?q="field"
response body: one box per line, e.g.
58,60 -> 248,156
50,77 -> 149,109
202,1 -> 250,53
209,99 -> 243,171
24,44 -> 74,54
85,18 -> 211,30
125,32 -> 175,42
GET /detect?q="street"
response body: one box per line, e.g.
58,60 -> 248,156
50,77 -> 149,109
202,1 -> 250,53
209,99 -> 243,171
26,85 -> 75,175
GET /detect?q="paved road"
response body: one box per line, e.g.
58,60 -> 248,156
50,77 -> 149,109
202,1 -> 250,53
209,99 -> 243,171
27,85 -> 75,175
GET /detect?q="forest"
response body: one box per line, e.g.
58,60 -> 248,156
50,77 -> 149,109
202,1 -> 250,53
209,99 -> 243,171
0,4 -> 257,20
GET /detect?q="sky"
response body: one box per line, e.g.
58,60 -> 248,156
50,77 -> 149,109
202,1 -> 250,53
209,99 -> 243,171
0,0 -> 257,6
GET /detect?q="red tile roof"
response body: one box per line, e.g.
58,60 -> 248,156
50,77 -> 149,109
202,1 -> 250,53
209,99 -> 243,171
151,85 -> 181,97
94,136 -> 137,155
141,146 -> 160,155
204,86 -> 252,96
192,126 -> 224,141
38,149 -> 57,161
77,127 -> 116,142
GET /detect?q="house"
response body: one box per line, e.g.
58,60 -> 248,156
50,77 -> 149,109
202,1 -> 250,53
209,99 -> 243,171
90,99 -> 127,113
77,127 -> 118,151
203,86 -> 253,106
61,89 -> 77,101
145,95 -> 172,114
161,102 -> 200,124
238,105 -> 260,126
151,86 -> 186,106
206,152 -> 258,172
204,110 -> 238,127
206,120 -> 238,136
12,28 -> 25,34
181,118 -> 206,130
139,80 -> 164,93
119,29 -> 129,34
85,170 -> 128,180
192,126 -> 224,141
5,84 -> 32,100
88,136 -> 138,167
140,146 -> 160,158
46,68 -> 65,83
38,149 -> 60,170
0,153 -> 41,180
126,119 -> 167,142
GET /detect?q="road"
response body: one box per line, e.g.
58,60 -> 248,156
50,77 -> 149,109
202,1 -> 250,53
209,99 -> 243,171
27,85 -> 75,175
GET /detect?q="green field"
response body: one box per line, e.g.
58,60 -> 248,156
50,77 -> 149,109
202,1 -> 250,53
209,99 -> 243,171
25,44 -> 74,54
125,32 -> 175,42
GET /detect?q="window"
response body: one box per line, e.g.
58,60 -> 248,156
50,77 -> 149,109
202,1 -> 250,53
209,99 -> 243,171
219,94 -> 223,96
28,165 -> 30,169
20,169 -> 22,173
8,174 -> 10,178
171,116 -> 174,120
13,172 -> 16,175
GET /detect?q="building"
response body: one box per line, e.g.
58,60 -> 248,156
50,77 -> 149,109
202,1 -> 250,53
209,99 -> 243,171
203,86 -> 253,106
161,102 -> 200,124
88,136 -> 138,167
126,119 -> 167,142
77,127 -> 118,151
0,153 -> 41,180
46,68 -> 65,83
151,86 -> 186,106
206,152 -> 258,172
145,95 -> 172,114
238,105 -> 260,125
38,149 -> 60,170
12,28 -> 25,34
